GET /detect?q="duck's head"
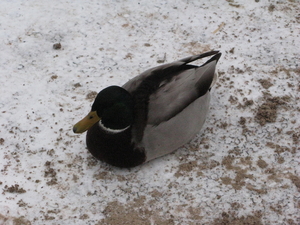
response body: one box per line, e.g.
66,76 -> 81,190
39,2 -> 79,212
73,86 -> 134,133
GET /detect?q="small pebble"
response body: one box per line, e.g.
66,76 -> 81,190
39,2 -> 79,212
53,43 -> 62,50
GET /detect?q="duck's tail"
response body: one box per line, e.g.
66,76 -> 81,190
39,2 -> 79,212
179,50 -> 221,65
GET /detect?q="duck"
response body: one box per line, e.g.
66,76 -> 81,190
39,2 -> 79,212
73,50 -> 222,168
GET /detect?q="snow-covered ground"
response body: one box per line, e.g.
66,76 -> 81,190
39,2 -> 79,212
0,0 -> 299,224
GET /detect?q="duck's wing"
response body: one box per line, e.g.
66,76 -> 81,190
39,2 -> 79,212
123,51 -> 221,142
147,52 -> 221,125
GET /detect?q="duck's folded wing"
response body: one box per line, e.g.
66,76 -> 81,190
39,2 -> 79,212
147,53 -> 221,125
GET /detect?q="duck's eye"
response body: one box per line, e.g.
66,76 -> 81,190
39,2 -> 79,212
89,116 -> 94,119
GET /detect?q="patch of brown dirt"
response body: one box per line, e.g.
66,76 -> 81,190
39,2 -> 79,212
289,174 -> 300,191
257,158 -> 268,169
212,211 -> 263,225
3,184 -> 26,194
98,200 -> 175,225
86,91 -> 97,100
0,214 -> 31,225
44,161 -> 58,185
258,79 -> 273,89
255,95 -> 290,126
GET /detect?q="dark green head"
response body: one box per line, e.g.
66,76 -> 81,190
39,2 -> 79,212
73,86 -> 134,133
92,86 -> 134,130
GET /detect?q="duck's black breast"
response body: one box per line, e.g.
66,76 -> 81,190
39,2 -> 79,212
86,123 -> 146,168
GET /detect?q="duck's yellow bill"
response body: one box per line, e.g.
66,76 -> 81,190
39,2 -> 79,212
73,111 -> 100,133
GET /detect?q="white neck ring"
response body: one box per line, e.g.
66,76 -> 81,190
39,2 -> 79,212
98,120 -> 130,134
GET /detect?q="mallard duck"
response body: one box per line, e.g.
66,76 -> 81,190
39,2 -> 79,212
73,50 -> 221,168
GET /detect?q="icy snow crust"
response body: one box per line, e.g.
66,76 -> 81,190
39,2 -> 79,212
0,0 -> 299,224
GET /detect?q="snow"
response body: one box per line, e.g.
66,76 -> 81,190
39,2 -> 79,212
0,0 -> 299,224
